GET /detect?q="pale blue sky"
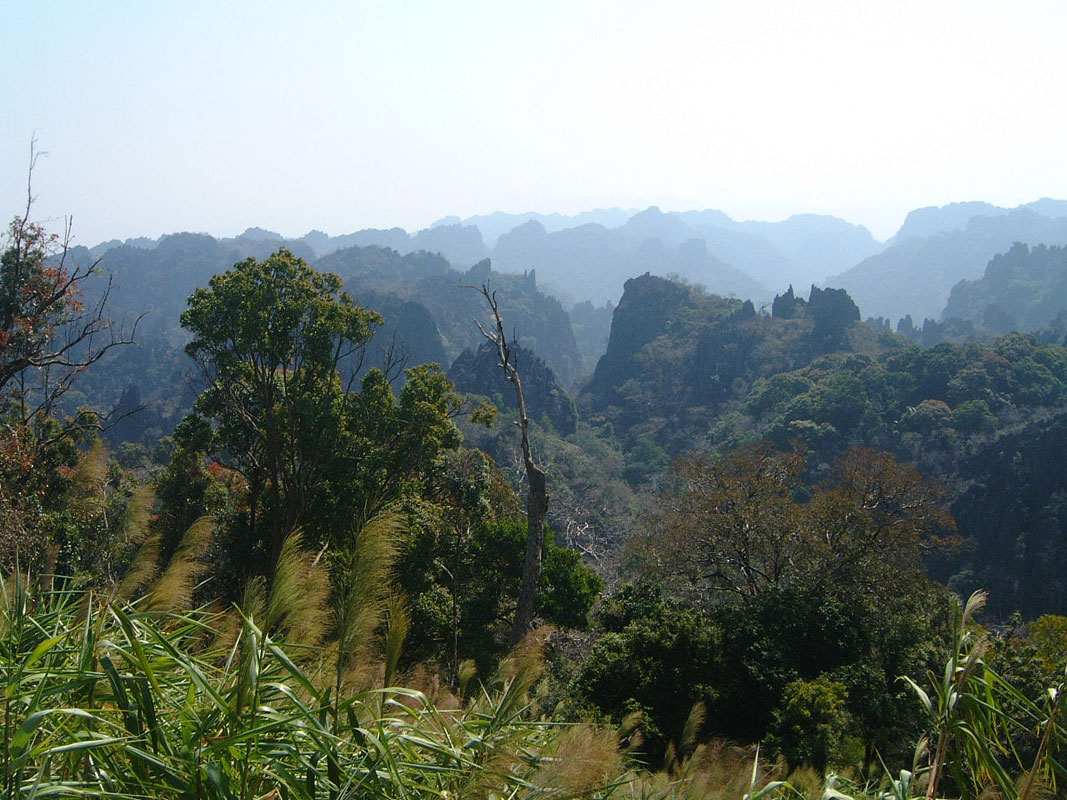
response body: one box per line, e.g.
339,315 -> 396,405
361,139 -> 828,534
3,0 -> 1065,244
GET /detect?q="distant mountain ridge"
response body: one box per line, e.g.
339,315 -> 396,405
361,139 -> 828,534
887,198 -> 1067,245
89,206 -> 880,308
89,196 -> 1067,330
942,242 -> 1067,333
442,209 -> 639,247
827,204 -> 1067,324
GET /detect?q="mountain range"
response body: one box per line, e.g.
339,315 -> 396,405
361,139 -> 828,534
93,197 -> 1067,330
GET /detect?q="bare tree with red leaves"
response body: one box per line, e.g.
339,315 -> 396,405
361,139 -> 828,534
0,143 -> 134,429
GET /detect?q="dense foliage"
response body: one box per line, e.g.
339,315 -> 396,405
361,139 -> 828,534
8,199 -> 1067,798
943,242 -> 1067,335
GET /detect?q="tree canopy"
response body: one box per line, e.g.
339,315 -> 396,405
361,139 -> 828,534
639,445 -> 955,605
180,249 -> 461,574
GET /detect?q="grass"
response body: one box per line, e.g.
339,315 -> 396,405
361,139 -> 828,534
4,557 -> 1064,800
2,575 -> 492,797
0,565 -> 814,800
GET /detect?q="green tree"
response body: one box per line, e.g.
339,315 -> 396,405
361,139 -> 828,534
0,181 -> 135,574
180,249 -> 461,574
399,451 -> 602,679
571,581 -> 723,764
0,212 -> 127,417
628,446 -> 951,763
339,363 -> 462,537
768,676 -> 853,773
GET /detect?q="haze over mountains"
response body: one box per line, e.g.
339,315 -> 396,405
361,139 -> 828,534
55,187 -> 1067,632
827,200 -> 1067,324
92,197 -> 1067,332
72,193 -> 1067,470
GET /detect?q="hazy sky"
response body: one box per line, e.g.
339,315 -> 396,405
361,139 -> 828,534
3,0 -> 1065,245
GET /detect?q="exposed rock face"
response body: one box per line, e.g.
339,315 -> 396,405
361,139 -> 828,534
808,285 -> 861,353
588,274 -> 695,404
942,242 -> 1067,332
348,292 -> 449,386
450,342 -> 577,435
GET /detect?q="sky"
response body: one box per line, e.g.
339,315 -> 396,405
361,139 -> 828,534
2,0 -> 1066,245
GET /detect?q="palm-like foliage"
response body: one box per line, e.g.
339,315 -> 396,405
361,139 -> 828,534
899,590 -> 1001,799
899,590 -> 1067,800
0,570 -> 626,799
0,506 -> 643,800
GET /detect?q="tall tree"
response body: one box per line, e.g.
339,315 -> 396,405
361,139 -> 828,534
641,444 -> 954,605
181,249 -> 382,569
180,249 -> 463,579
0,159 -> 134,573
476,284 -> 548,646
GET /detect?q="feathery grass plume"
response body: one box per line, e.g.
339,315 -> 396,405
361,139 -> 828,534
680,701 -> 707,762
202,600 -> 244,658
115,530 -> 161,601
496,624 -> 553,686
618,709 -> 645,755
473,626 -> 554,737
625,740 -> 789,800
383,591 -> 410,687
397,661 -> 460,710
531,723 -> 624,798
66,439 -> 109,519
963,588 -> 988,622
119,483 -> 154,545
332,509 -> 406,695
264,529 -> 330,648
458,658 -> 478,696
241,573 -> 267,626
145,515 -> 213,612
693,739 -> 773,797
114,484 -> 160,600
663,741 -> 679,776
0,576 -> 621,800
782,765 -> 822,799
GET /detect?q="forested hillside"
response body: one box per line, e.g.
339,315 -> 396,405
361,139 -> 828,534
7,201 -> 1067,799
14,0 -> 1067,792
827,207 -> 1067,323
942,242 -> 1067,334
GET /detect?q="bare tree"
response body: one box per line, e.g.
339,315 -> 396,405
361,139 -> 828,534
1,142 -> 136,431
0,143 -> 137,573
475,284 -> 548,646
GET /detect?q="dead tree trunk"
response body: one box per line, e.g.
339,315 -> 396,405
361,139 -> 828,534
476,285 -> 548,647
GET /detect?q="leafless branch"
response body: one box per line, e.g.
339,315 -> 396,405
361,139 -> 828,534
471,281 -> 549,646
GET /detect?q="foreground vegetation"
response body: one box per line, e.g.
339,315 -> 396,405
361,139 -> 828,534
2,572 -> 1067,800
5,207 -> 1067,797
0,570 -> 610,799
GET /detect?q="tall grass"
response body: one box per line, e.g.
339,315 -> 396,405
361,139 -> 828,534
12,539 -> 1062,800
0,570 -> 583,798
0,563 -> 826,800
